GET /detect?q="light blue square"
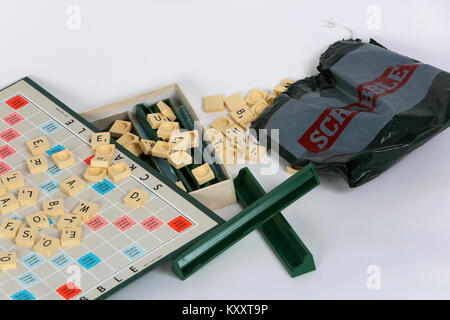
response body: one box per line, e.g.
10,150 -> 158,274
40,120 -> 62,135
46,162 -> 64,176
11,290 -> 35,300
39,179 -> 59,195
21,253 -> 45,269
92,179 -> 116,195
77,252 -> 101,270
46,144 -> 65,156
142,187 -> 155,201
49,252 -> 73,270
122,243 -> 146,261
16,272 -> 40,288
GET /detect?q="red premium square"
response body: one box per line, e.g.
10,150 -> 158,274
6,95 -> 28,110
84,154 -> 95,165
56,282 -> 82,300
168,216 -> 193,233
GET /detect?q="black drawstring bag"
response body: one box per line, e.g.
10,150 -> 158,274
252,39 -> 450,187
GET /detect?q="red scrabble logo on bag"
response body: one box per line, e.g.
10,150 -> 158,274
298,64 -> 419,152
6,95 -> 28,110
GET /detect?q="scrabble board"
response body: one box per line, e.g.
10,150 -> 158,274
0,78 -> 222,300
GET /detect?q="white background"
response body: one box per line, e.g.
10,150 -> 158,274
1,0 -> 450,299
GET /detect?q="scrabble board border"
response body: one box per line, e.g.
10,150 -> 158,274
0,77 -> 225,300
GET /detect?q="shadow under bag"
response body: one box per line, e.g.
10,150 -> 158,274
252,39 -> 450,187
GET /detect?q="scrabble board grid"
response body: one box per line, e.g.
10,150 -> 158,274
0,78 -> 221,300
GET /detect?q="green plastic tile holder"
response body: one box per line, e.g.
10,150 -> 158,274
171,163 -> 319,280
234,167 -> 316,277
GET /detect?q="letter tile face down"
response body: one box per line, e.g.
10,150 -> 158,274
84,166 -> 107,182
224,93 -> 246,112
191,164 -> 215,185
157,101 -> 177,121
204,95 -> 224,113
52,150 -> 75,169
109,120 -> 132,137
108,162 -> 131,182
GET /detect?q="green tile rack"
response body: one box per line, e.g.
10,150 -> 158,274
234,167 -> 316,277
171,163 -> 319,279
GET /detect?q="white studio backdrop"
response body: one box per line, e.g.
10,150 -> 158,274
0,0 -> 449,299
